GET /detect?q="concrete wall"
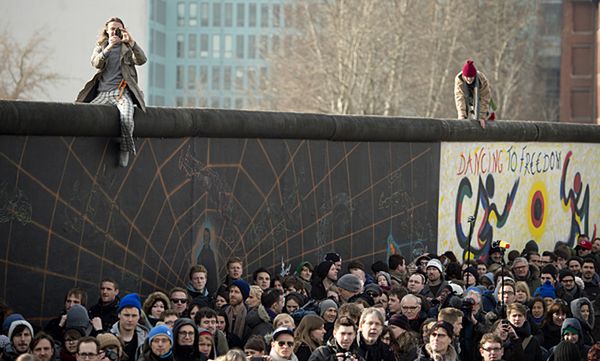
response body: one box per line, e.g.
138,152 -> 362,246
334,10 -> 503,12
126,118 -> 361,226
1,100 -> 600,323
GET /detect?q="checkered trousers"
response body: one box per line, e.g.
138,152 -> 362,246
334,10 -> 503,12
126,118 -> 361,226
90,89 -> 137,155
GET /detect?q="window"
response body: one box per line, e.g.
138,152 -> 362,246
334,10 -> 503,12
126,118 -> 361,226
249,4 -> 257,26
200,66 -> 208,87
213,3 -> 222,26
188,34 -> 197,58
236,3 -> 245,26
200,2 -> 209,26
284,4 -> 293,28
259,35 -> 268,59
235,98 -> 243,109
176,34 -> 184,58
212,34 -> 221,58
188,65 -> 196,89
176,65 -> 184,89
272,35 -> 280,54
273,4 -> 280,27
211,97 -> 220,108
224,66 -> 232,90
199,97 -> 207,107
189,2 -> 198,26
155,95 -> 165,106
157,0 -> 166,25
247,67 -> 256,90
224,35 -> 233,58
186,97 -> 196,107
177,2 -> 185,26
259,67 -> 268,91
200,34 -> 209,57
176,97 -> 184,107
212,66 -> 220,90
155,63 -> 165,88
224,3 -> 233,27
235,66 -> 244,90
236,35 -> 244,58
156,31 -> 166,56
149,62 -> 154,87
260,4 -> 269,27
223,97 -> 231,109
248,35 -> 256,58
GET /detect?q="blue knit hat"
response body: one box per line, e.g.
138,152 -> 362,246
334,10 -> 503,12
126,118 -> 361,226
117,293 -> 142,314
148,325 -> 173,345
231,279 -> 250,300
534,280 -> 556,299
2,314 -> 24,334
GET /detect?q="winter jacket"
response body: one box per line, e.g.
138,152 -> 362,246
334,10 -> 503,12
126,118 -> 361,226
185,284 -> 212,309
512,321 -> 544,361
77,42 -> 147,111
173,318 -> 205,361
89,296 -> 120,332
454,71 -> 491,121
355,333 -> 395,361
243,305 -> 273,343
414,343 -> 459,361
110,321 -> 148,361
571,298 -> 595,346
308,338 -> 364,361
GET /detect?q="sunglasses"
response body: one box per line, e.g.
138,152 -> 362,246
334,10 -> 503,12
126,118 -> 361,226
171,298 -> 187,304
277,341 -> 294,347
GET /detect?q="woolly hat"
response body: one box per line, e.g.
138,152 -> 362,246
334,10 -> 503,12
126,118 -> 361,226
414,254 -> 431,265
96,333 -> 122,356
337,274 -> 362,293
295,261 -> 313,275
462,60 -> 477,77
541,264 -> 558,279
197,327 -> 212,337
0,335 -> 10,351
364,284 -> 382,297
534,281 -> 556,299
561,318 -> 582,337
148,325 -> 173,345
65,304 -> 91,336
388,314 -> 410,331
2,314 -> 24,334
231,279 -> 250,300
173,318 -> 196,335
319,299 -> 338,317
463,266 -> 479,283
431,320 -> 454,338
117,293 -> 142,313
375,271 -> 391,286
315,261 -> 335,280
426,259 -> 443,274
559,268 -> 575,281
448,281 -> 464,296
324,252 -> 341,263
523,240 -> 539,254
8,320 -> 34,340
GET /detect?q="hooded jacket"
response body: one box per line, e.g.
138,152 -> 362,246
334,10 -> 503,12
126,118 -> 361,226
243,304 -> 273,342
172,318 -> 205,361
571,298 -> 595,346
415,343 -> 459,361
547,318 -> 589,361
185,284 -> 212,308
110,320 -> 148,360
142,292 -> 171,329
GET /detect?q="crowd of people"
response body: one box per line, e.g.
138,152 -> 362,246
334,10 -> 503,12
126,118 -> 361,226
3,235 -> 600,361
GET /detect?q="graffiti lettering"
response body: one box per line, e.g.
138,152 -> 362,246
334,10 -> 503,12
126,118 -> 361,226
505,146 -> 561,175
456,147 -> 504,176
454,174 -> 520,260
559,151 -> 591,245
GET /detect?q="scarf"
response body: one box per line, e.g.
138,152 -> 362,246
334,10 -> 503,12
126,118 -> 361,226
425,343 -> 457,361
225,303 -> 247,339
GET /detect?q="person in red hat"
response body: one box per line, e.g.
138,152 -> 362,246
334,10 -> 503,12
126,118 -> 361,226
454,59 -> 495,128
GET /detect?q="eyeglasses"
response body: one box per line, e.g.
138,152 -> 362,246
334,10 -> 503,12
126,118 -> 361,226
561,278 -> 574,284
171,298 -> 187,304
179,331 -> 195,338
277,341 -> 294,347
401,305 -> 418,310
77,353 -> 98,360
165,320 -> 175,325
481,347 -> 502,352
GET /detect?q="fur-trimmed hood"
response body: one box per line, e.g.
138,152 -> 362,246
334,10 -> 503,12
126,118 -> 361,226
571,297 -> 595,330
142,291 -> 171,315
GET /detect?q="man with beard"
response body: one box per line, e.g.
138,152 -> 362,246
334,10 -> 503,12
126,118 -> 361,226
308,317 -> 364,361
225,280 -> 249,341
415,320 -> 457,361
172,318 -> 205,361
2,319 -> 34,361
45,288 -> 87,343
31,333 -> 56,361
581,257 -> 600,300
89,279 -> 120,332
356,308 -> 395,361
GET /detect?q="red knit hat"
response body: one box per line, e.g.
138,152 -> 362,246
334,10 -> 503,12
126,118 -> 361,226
462,60 -> 477,77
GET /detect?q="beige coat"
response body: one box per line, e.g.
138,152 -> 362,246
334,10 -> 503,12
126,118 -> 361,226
454,71 -> 491,120
76,41 -> 147,111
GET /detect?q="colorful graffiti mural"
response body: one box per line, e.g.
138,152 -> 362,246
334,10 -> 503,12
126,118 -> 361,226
438,143 -> 600,260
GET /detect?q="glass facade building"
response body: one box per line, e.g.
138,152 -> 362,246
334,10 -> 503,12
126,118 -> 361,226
147,0 -> 291,108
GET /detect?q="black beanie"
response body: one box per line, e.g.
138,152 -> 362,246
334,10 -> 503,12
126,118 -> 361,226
541,264 -> 558,279
315,261 -> 334,280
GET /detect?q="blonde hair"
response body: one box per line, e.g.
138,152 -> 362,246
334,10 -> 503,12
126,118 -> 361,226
273,313 -> 295,328
97,17 -> 124,45
515,281 -> 531,300
249,285 -> 264,299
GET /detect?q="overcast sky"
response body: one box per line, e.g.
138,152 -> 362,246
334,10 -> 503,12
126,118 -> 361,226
1,0 -> 148,102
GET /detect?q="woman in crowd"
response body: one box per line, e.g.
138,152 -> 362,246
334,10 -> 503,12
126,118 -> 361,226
293,315 -> 325,361
143,292 -> 171,328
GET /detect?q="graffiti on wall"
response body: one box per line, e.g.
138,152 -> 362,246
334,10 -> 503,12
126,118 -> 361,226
439,143 -> 599,260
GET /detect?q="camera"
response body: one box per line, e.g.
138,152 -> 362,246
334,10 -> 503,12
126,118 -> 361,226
103,349 -> 118,361
115,28 -> 123,39
461,298 -> 475,313
344,352 -> 354,361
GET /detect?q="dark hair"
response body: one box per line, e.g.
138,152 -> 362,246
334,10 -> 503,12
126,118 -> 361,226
346,261 -> 364,272
252,268 -> 271,282
217,309 -> 230,332
261,288 -> 283,309
100,278 -> 119,290
195,307 -> 218,325
11,324 -> 31,339
189,265 -> 208,280
542,251 -> 557,262
244,335 -> 266,352
77,336 -> 100,353
65,288 -> 88,307
31,332 -> 55,354
388,255 -> 405,270
333,316 -> 356,331
169,287 -> 189,299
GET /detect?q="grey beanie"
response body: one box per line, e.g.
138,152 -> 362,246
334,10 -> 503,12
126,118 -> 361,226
337,274 -> 362,292
66,304 -> 91,336
8,320 -> 34,340
319,299 -> 338,317
376,271 -> 391,285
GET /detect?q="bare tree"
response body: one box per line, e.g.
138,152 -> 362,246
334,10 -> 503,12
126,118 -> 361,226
264,0 -> 556,121
0,30 -> 62,100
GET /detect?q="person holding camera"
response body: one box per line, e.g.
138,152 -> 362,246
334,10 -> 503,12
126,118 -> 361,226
460,290 -> 490,361
76,17 -> 147,168
96,333 -> 123,361
308,317 -> 364,361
